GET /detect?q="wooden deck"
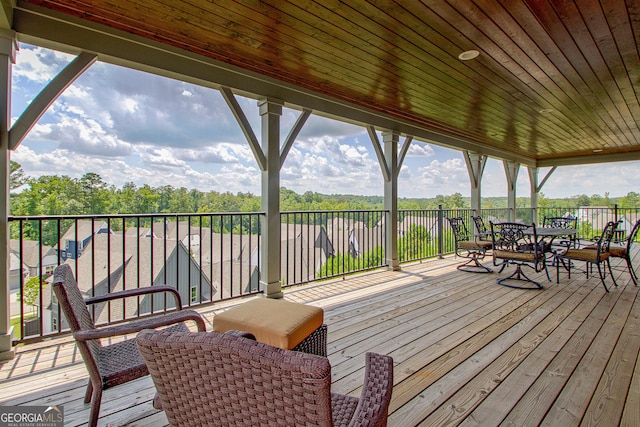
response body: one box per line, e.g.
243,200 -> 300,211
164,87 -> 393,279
1,256 -> 639,426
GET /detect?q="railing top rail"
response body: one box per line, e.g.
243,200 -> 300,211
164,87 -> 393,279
282,209 -> 388,214
9,212 -> 265,220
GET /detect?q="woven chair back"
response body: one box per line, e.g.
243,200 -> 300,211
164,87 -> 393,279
53,264 -> 101,356
137,329 -> 334,427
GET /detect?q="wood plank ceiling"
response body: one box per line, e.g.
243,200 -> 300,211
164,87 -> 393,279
9,0 -> 640,166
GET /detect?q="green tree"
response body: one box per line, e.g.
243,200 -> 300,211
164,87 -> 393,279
10,161 -> 27,191
80,172 -> 110,214
17,277 -> 44,314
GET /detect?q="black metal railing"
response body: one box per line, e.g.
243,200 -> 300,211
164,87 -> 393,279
9,205 -> 640,344
280,210 -> 387,287
9,212 -> 263,343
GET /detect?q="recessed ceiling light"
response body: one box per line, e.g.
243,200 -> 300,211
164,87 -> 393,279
458,50 -> 479,61
539,108 -> 554,114
593,149 -> 603,153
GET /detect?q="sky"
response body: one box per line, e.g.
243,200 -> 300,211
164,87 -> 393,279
9,43 -> 640,200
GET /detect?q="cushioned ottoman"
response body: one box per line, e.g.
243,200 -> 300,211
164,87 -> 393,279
213,298 -> 327,356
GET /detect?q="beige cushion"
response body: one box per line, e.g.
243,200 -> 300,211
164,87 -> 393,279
564,249 -> 609,261
213,298 -> 324,350
609,246 -> 626,257
494,250 -> 541,262
476,239 -> 493,247
458,240 -> 491,250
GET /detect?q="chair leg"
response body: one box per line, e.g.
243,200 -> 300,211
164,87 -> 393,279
542,262 -> 551,282
606,259 -> 618,288
88,386 -> 102,427
497,265 -> 543,290
457,253 -> 493,273
84,380 -> 93,403
626,256 -> 638,286
596,263 -> 610,293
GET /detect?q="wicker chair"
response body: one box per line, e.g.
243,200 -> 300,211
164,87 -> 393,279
555,221 -> 619,292
447,217 -> 493,273
490,222 -> 549,289
52,264 -> 207,427
136,329 -> 394,427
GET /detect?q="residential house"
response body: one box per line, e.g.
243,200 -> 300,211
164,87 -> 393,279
59,220 -> 110,260
10,240 -> 58,280
49,233 -> 213,331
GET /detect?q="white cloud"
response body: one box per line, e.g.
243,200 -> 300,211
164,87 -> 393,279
10,43 -> 640,202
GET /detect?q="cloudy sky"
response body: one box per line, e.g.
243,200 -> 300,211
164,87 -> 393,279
10,44 -> 639,199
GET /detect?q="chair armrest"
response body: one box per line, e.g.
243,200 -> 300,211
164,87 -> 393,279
224,330 -> 256,340
350,352 -> 394,427
85,285 -> 183,309
74,309 -> 206,341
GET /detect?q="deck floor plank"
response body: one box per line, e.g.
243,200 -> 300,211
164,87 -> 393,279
1,257 -> 638,427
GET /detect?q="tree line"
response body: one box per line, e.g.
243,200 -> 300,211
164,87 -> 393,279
8,161 -> 640,216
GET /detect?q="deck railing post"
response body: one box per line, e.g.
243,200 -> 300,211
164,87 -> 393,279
437,204 -> 444,259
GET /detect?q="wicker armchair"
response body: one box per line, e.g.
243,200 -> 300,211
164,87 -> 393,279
52,264 -> 207,427
136,329 -> 394,427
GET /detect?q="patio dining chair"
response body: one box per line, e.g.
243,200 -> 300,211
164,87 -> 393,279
136,329 -> 394,427
555,220 -> 619,292
447,217 -> 492,273
542,215 -> 578,253
471,216 -> 492,242
609,219 -> 640,286
490,222 -> 549,289
52,264 -> 207,427
582,219 -> 640,287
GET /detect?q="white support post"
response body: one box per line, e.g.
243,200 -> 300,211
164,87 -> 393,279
0,29 -> 16,360
528,167 -> 539,224
464,151 -> 487,215
383,131 -> 401,271
258,98 -> 283,298
503,160 -> 520,222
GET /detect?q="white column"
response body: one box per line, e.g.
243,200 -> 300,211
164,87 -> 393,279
528,167 -> 539,224
383,131 -> 400,270
464,151 -> 487,215
258,98 -> 283,299
0,30 -> 16,360
503,160 -> 520,222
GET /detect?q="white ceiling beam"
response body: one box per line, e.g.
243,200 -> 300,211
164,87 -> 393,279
9,51 -> 97,150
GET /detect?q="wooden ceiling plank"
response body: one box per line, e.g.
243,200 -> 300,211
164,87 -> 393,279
432,0 -> 618,154
343,0 -> 581,157
501,0 -> 624,152
466,0 -> 620,154
530,0 -> 637,147
592,0 -> 640,128
12,0 -> 640,164
570,0 -> 640,144
408,0 -> 603,155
